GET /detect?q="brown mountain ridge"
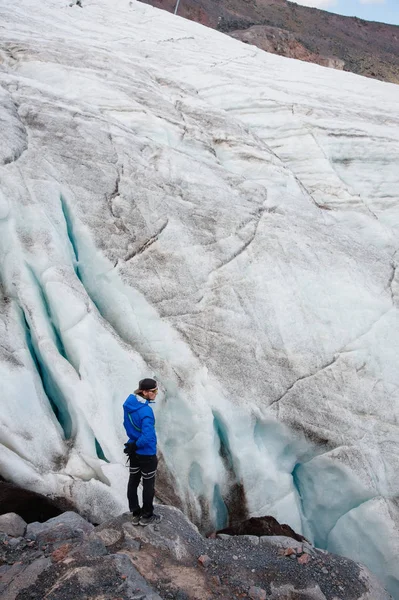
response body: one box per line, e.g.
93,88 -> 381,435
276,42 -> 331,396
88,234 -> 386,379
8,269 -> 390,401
139,0 -> 399,83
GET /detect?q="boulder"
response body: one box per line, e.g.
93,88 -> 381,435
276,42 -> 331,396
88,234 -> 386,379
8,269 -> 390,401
0,513 -> 26,537
26,511 -> 94,544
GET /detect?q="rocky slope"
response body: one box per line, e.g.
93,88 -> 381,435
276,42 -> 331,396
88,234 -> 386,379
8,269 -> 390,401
139,0 -> 399,82
0,508 -> 392,600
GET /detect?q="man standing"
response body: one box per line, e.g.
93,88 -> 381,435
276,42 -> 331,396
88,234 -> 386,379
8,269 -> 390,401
123,378 -> 161,525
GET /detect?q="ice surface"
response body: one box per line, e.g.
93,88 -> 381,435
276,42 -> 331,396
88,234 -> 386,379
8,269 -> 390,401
328,497 -> 399,600
0,0 -> 398,596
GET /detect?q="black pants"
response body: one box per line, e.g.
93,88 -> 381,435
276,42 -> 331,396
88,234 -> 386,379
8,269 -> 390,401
128,453 -> 158,518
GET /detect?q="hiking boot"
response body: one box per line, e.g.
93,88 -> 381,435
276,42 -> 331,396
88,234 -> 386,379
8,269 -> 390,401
139,514 -> 162,527
131,513 -> 141,525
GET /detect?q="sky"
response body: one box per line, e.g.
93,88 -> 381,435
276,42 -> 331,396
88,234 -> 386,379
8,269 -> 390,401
290,0 -> 399,25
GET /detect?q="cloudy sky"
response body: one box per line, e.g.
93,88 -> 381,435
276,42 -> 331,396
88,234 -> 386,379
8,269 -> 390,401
290,0 -> 399,25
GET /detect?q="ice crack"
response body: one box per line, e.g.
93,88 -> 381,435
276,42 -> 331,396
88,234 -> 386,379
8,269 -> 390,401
105,167 -> 130,237
271,306 -> 394,408
108,169 -> 121,204
196,206 -> 268,308
388,263 -> 397,299
215,205 -> 268,274
387,252 -> 398,306
3,142 -> 28,165
2,96 -> 28,166
310,132 -> 379,219
18,301 -> 74,439
270,355 -> 339,407
0,342 -> 23,368
124,218 -> 169,262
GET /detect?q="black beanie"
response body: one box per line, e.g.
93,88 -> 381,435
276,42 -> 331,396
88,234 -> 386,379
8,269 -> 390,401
137,378 -> 157,391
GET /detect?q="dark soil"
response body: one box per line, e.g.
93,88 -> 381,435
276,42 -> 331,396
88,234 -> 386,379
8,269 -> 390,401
217,515 -> 306,542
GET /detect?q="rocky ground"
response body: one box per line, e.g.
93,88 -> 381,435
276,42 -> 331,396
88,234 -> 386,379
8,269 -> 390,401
138,0 -> 399,83
0,506 -> 392,600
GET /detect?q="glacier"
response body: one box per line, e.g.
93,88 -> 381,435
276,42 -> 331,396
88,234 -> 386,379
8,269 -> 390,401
0,0 -> 398,596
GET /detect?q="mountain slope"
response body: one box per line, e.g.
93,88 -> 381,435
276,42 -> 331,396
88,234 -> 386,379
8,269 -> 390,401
139,0 -> 399,82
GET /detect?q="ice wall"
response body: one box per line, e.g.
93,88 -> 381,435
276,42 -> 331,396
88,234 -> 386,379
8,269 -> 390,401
0,0 -> 398,596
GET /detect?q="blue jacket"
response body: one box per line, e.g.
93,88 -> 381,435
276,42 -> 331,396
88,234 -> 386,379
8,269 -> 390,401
123,394 -> 157,455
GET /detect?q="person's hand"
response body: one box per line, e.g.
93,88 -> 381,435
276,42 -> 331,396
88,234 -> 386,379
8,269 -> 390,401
124,442 -> 137,456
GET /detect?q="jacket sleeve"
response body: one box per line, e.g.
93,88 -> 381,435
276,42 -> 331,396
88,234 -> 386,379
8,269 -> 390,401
135,410 -> 156,451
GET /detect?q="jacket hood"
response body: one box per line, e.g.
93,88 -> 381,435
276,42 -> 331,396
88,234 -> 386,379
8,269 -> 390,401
123,394 -> 148,412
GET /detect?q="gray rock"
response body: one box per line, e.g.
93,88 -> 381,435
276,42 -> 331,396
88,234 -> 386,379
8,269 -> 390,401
98,506 -> 206,562
69,537 -> 108,559
260,535 -> 302,550
216,533 -> 231,540
1,557 -> 51,600
121,522 -> 142,551
248,586 -> 267,600
0,562 -> 25,586
269,583 -> 328,599
26,511 -> 93,544
197,554 -> 212,568
239,535 -> 260,546
105,553 -> 163,600
0,513 -> 27,538
91,527 -> 122,547
6,551 -> 161,600
125,536 -> 141,551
